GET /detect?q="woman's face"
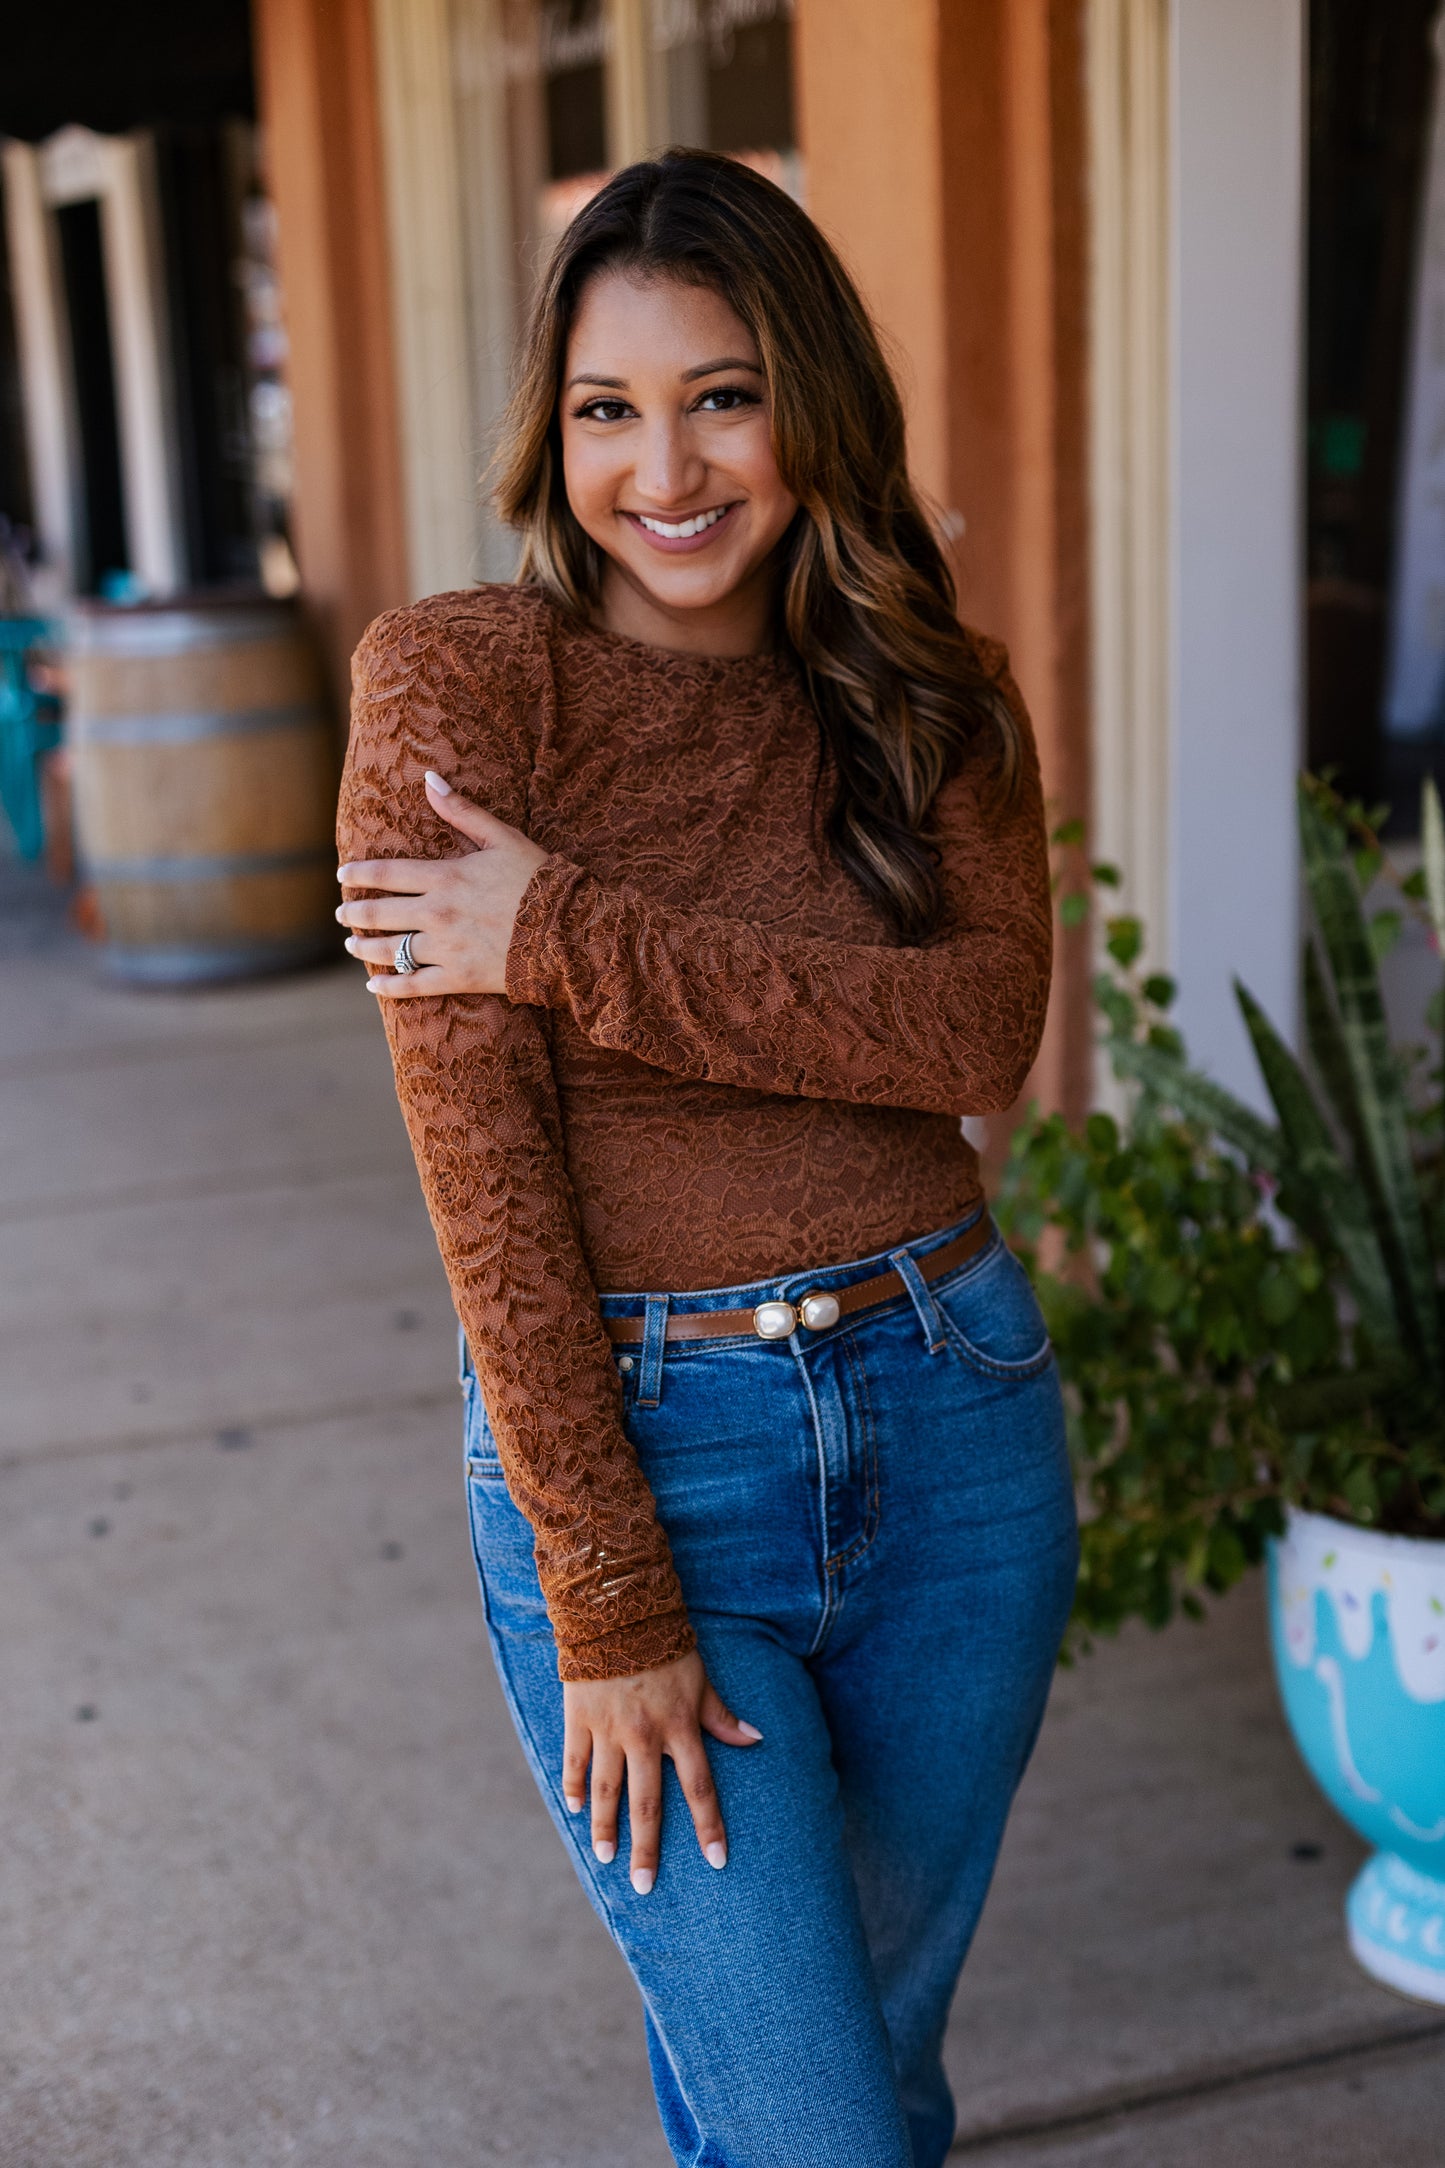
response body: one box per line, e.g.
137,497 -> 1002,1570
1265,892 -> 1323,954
560,271 -> 798,649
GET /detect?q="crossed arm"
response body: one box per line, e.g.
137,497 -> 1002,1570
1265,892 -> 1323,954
337,720 -> 1052,1123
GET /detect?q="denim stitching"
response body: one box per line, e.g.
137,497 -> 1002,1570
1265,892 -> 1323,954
935,1301 -> 1054,1380
827,1329 -> 879,1571
793,1342 -> 840,1657
923,1234 -> 1054,1379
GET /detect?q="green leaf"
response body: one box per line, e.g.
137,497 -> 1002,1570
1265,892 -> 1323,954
1142,974 -> 1177,1010
1299,783 -> 1440,1366
1235,980 -> 1399,1349
1303,940 -> 1365,1157
1059,891 -> 1089,928
1105,916 -> 1144,968
1424,776 -> 1445,950
1109,1038 -> 1284,1172
1369,909 -> 1403,962
1085,1111 -> 1119,1154
1091,863 -> 1122,888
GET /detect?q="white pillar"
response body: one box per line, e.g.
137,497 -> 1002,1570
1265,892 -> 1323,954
1087,0 -> 1172,1001
1,138 -> 76,590
1169,0 -> 1304,1099
98,134 -> 184,596
371,0 -> 480,600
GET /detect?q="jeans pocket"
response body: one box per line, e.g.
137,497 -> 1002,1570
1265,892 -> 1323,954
932,1239 -> 1053,1378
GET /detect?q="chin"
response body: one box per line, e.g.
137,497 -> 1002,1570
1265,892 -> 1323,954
625,558 -> 750,613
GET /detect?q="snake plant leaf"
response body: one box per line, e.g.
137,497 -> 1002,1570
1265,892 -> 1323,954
1109,1036 -> 1283,1172
1299,784 -> 1440,1365
1303,939 -> 1368,1160
1235,982 -> 1399,1351
1424,776 -> 1445,951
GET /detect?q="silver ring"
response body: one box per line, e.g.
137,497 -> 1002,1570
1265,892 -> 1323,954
393,931 -> 419,975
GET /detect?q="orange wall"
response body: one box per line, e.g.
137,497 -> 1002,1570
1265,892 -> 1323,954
797,0 -> 1092,1119
251,0 -> 408,715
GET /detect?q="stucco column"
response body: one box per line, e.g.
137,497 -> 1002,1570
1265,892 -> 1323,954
251,0 -> 408,715
796,0 -> 1092,1121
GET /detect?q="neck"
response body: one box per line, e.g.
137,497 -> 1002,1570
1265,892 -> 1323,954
594,557 -> 779,658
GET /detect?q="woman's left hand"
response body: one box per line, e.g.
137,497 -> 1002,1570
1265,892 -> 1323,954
336,771 -> 549,998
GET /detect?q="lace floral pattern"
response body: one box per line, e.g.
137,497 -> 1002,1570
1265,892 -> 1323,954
338,586 -> 1052,1679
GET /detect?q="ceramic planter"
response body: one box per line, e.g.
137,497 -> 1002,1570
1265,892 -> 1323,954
1268,1506 -> 1445,2003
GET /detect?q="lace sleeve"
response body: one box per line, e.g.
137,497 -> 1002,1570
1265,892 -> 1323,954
338,601 -> 694,1682
505,658 -> 1052,1117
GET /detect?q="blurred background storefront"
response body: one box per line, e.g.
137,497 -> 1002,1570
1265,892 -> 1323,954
1,1 -> 1438,1111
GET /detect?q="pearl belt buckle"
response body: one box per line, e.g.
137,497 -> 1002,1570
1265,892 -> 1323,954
751,1291 -> 842,1340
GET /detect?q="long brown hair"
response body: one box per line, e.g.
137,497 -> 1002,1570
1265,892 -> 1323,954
493,148 -> 1017,942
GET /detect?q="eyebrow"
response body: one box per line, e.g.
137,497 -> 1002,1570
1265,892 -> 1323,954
564,356 -> 764,391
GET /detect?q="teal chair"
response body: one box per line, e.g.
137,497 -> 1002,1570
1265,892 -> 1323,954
0,618 -> 60,861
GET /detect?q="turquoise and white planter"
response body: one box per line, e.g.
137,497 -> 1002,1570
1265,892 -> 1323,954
1268,1507 -> 1445,2004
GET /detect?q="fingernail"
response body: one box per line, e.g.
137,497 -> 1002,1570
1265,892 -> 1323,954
365,978 -> 382,993
631,1868 -> 655,1896
705,1842 -> 727,1871
337,865 -> 352,879
343,937 -> 357,953
564,1793 -> 584,1814
334,905 -> 346,922
738,1722 -> 763,1741
594,1839 -> 616,1863
424,770 -> 453,795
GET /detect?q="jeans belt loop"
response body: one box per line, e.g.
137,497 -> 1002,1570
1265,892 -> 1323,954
890,1247 -> 947,1355
638,1293 -> 670,1407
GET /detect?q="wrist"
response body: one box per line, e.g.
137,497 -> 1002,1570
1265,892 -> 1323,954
555,1605 -> 696,1683
504,853 -> 589,1006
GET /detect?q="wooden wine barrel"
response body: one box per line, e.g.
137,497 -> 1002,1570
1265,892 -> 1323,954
68,596 -> 339,984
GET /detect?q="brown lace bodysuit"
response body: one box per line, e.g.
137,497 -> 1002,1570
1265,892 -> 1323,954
336,586 -> 1052,1682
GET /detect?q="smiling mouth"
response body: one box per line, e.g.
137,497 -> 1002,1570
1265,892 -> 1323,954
621,503 -> 739,542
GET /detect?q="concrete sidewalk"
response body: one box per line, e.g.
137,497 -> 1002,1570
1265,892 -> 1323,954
2,864 -> 1441,2168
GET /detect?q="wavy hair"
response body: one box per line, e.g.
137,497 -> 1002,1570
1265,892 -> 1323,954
493,148 -> 1017,942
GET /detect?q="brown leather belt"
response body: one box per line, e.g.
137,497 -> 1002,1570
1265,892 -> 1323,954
603,1217 -> 992,1346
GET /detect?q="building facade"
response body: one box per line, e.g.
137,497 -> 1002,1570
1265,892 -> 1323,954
3,1 -> 1369,1125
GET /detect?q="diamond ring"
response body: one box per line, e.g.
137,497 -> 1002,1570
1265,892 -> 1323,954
394,932 -> 419,975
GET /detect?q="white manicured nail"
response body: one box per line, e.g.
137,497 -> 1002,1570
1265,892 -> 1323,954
738,1722 -> 763,1741
705,1842 -> 727,1871
564,1793 -> 584,1814
424,770 -> 453,795
631,1867 -> 655,1895
594,1839 -> 616,1863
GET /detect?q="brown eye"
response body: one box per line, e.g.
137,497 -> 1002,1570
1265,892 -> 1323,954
695,386 -> 759,413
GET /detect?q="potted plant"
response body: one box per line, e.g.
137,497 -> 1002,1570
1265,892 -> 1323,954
1001,779 -> 1445,2001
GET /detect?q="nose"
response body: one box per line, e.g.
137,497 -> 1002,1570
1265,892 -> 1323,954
631,414 -> 707,508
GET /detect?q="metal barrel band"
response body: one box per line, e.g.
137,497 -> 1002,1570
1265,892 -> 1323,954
86,847 -> 333,883
73,703 -> 323,747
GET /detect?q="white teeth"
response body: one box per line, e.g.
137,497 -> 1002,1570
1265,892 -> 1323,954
635,506 -> 728,539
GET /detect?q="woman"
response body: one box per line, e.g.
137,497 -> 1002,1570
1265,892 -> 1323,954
336,150 -> 1077,2168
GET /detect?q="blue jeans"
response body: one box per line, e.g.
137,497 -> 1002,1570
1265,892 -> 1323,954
462,1211 -> 1078,2168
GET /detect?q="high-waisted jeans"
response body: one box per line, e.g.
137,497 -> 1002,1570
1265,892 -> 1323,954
462,1210 -> 1079,2168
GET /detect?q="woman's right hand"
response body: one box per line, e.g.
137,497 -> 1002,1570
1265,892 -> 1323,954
563,1649 -> 762,1893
